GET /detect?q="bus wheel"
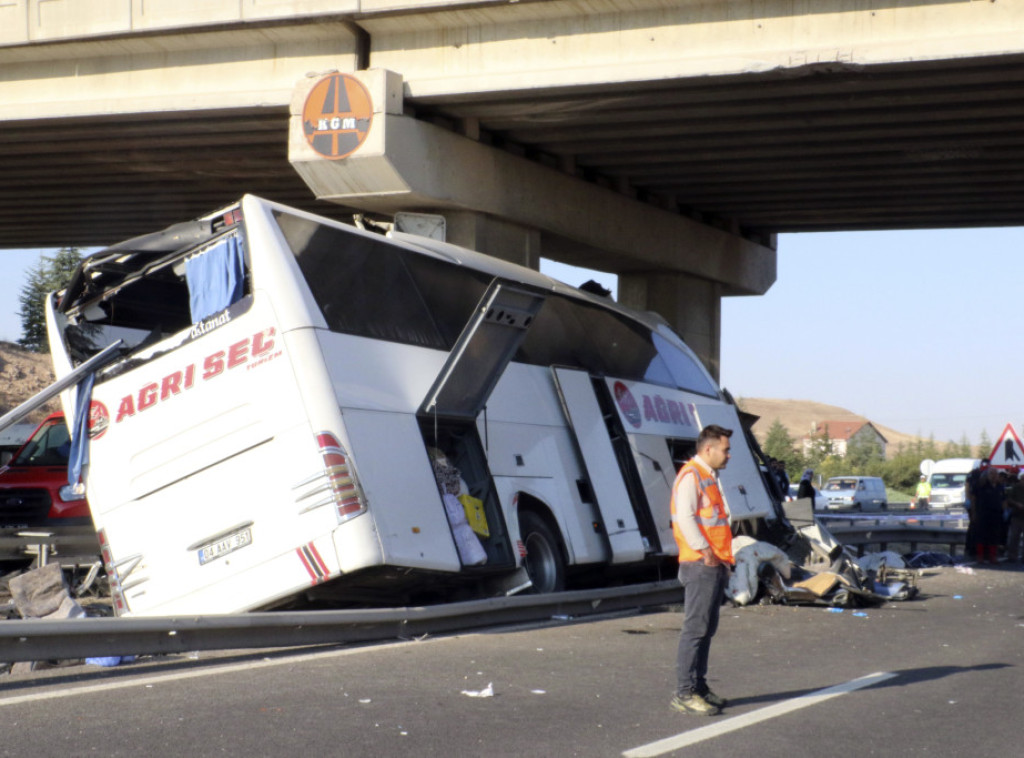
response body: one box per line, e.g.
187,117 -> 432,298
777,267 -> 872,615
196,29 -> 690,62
520,511 -> 565,593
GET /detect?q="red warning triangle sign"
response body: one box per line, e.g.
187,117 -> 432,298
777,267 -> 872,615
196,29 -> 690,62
988,423 -> 1024,468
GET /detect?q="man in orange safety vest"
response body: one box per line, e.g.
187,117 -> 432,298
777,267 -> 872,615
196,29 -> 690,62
670,423 -> 734,716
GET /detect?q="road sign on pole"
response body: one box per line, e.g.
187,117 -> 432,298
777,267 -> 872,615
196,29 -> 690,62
988,423 -> 1024,468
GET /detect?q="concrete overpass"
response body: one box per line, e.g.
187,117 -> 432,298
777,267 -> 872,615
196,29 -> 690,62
2,0 -> 1024,375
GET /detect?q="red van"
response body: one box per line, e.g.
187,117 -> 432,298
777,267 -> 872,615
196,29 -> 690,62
0,412 -> 91,528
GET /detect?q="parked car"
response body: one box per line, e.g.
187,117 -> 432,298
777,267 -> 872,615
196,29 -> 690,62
0,412 -> 91,528
787,483 -> 828,510
820,476 -> 887,512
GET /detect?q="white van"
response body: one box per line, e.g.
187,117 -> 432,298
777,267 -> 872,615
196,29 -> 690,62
821,476 -> 888,512
926,458 -> 979,511
43,195 -> 780,616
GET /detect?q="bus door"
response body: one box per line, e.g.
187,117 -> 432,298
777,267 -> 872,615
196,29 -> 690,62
551,368 -> 652,563
626,433 -> 679,555
418,280 -> 546,568
688,403 -> 775,520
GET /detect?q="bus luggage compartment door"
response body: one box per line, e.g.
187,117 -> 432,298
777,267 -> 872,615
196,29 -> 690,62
552,368 -> 647,564
689,403 -> 775,520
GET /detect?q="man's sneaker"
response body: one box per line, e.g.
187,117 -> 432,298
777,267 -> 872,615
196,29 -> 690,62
670,693 -> 720,716
700,689 -> 728,708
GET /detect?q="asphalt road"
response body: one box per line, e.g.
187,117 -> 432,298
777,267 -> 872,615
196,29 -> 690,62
0,563 -> 1021,757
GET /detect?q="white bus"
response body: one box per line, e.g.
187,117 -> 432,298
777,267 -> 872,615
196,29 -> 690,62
45,195 -> 777,616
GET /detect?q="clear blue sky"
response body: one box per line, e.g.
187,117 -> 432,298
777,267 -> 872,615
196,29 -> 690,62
5,228 -> 1020,446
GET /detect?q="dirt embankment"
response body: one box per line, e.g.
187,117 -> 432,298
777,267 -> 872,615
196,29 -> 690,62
0,341 -> 60,424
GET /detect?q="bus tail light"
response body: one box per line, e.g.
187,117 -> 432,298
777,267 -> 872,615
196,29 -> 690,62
97,528 -> 128,614
294,432 -> 368,524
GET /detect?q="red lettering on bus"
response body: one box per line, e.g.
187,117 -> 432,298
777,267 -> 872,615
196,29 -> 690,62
161,372 -> 182,400
643,395 -> 657,422
654,395 -> 670,423
203,351 -> 225,380
668,400 -> 683,425
228,338 -> 249,369
138,383 -> 158,411
252,328 -> 275,357
115,395 -> 136,423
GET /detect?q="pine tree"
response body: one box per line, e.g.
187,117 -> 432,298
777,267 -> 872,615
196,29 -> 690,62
763,419 -> 796,462
17,248 -> 82,353
977,429 -> 992,460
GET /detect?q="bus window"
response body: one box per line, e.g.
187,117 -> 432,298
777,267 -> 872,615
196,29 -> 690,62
651,333 -> 718,397
56,231 -> 251,366
517,293 -> 718,397
275,209 -> 495,349
403,254 -> 491,346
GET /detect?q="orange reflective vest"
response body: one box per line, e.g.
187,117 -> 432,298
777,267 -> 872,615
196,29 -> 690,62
671,458 -> 734,564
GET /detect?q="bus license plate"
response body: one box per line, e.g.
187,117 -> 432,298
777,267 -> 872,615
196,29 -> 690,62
198,527 -> 252,565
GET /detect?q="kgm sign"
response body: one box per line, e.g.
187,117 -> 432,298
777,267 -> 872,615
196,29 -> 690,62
302,73 -> 373,159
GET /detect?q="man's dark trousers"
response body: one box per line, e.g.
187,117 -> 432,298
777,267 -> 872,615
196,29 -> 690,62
676,560 -> 729,696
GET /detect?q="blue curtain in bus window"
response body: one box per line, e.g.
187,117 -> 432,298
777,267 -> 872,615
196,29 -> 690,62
185,236 -> 244,323
67,371 -> 95,488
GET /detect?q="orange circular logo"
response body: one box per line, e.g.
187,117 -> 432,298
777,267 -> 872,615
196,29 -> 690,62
302,73 -> 374,160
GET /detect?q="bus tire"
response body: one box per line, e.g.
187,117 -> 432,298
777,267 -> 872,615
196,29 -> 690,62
520,511 -> 565,594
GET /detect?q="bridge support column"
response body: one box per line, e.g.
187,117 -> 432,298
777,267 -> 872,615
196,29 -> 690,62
619,272 -> 722,381
444,212 -> 540,270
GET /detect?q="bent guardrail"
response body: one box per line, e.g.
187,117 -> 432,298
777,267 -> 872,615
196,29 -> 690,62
0,580 -> 683,664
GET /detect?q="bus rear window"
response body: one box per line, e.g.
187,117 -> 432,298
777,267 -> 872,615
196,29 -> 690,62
273,211 -> 489,349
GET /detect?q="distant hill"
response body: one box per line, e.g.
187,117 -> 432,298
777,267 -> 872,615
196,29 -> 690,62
736,397 -> 923,459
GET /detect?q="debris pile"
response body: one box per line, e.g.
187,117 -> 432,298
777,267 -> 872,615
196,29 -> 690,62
726,499 -> 922,608
1,563 -> 88,674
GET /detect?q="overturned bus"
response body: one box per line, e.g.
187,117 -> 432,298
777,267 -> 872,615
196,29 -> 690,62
45,195 -> 781,616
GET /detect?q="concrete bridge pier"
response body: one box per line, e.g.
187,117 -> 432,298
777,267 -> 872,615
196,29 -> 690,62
620,272 -> 723,381
443,213 -> 541,272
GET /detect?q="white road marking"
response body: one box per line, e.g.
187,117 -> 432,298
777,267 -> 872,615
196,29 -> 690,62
0,639 -> 419,708
623,671 -> 897,757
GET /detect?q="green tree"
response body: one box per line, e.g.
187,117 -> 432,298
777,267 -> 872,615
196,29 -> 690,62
882,443 -> 923,493
763,419 -> 797,465
18,247 -> 82,353
846,433 -> 885,476
804,425 -> 834,471
977,429 -> 992,459
941,434 -> 973,458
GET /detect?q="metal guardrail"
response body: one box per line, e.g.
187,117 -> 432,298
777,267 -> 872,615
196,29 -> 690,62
818,512 -> 967,555
0,526 -> 100,566
0,580 -> 683,664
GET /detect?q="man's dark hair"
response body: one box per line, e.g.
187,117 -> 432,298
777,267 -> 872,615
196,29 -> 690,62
697,424 -> 733,449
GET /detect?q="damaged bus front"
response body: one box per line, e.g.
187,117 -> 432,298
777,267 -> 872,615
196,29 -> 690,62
46,195 -> 780,616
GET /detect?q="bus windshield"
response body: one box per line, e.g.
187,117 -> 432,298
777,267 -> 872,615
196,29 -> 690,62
12,418 -> 71,467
